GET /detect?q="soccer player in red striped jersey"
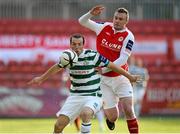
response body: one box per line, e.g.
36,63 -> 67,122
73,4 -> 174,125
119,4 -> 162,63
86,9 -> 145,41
79,5 -> 139,134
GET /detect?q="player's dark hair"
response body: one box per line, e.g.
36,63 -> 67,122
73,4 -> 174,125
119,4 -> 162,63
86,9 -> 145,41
70,33 -> 85,45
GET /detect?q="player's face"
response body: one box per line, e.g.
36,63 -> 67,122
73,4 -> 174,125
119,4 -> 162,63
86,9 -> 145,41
113,12 -> 128,31
70,37 -> 84,56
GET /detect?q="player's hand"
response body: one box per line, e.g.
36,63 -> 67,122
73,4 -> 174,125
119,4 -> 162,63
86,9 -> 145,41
130,75 -> 142,83
95,67 -> 102,74
27,76 -> 43,85
90,5 -> 105,16
58,63 -> 65,68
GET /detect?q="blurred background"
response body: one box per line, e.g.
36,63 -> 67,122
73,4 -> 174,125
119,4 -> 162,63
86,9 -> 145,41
0,0 -> 180,119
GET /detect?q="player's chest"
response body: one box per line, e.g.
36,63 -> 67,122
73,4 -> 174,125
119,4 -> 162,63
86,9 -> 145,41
99,34 -> 125,52
98,29 -> 128,51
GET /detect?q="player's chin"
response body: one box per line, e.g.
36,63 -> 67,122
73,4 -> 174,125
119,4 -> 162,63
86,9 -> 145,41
114,26 -> 122,31
74,50 -> 80,55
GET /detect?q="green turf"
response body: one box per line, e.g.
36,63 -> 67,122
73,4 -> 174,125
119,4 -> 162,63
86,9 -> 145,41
0,117 -> 180,133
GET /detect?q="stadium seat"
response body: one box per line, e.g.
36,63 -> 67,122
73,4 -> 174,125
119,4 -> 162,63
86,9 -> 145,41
156,81 -> 169,89
162,65 -> 173,74
175,66 -> 180,74
3,81 -> 16,88
171,81 -> 180,88
0,64 -> 6,73
147,82 -> 157,89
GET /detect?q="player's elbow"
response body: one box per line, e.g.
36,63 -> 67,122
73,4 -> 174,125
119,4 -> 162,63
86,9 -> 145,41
78,17 -> 89,27
78,17 -> 81,23
108,62 -> 116,70
78,17 -> 84,25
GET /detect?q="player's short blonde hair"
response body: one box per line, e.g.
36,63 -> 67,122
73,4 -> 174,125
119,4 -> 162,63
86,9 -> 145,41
115,8 -> 129,21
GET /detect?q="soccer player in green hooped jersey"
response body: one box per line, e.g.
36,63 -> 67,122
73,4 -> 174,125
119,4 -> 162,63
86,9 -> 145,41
28,33 -> 140,134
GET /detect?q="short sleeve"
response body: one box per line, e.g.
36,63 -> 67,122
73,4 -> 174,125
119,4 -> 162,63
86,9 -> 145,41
94,53 -> 109,67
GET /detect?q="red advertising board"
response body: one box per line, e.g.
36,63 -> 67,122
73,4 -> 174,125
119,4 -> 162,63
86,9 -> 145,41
141,88 -> 180,115
133,36 -> 168,63
0,34 -> 94,62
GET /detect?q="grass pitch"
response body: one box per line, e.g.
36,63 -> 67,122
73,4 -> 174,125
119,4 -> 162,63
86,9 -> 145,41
0,117 -> 180,133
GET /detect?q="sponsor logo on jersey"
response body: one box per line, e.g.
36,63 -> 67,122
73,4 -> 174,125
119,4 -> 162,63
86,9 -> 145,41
93,102 -> 98,109
105,32 -> 111,36
118,36 -> 124,42
101,38 -> 121,51
71,70 -> 90,74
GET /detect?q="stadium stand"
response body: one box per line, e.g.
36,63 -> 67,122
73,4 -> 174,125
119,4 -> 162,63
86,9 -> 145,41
0,20 -> 180,91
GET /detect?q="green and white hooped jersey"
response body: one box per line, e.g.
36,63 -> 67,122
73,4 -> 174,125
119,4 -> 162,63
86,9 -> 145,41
68,49 -> 109,96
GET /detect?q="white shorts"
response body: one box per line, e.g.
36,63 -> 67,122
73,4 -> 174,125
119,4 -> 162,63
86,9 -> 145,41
101,75 -> 133,109
56,95 -> 103,122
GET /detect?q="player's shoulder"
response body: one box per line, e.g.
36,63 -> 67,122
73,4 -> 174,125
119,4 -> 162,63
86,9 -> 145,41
126,28 -> 135,40
126,28 -> 134,35
84,49 -> 95,53
84,49 -> 97,55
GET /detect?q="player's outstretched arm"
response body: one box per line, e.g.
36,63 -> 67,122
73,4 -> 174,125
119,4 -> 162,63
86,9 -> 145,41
28,64 -> 63,85
107,62 -> 141,82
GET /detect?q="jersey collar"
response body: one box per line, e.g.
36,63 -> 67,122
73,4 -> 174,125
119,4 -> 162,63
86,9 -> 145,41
112,26 -> 127,34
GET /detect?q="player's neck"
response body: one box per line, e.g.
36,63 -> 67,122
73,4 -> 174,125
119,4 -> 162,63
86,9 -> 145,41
113,26 -> 126,32
114,27 -> 126,34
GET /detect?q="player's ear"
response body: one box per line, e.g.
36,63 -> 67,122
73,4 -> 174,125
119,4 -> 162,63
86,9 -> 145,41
82,36 -> 85,45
